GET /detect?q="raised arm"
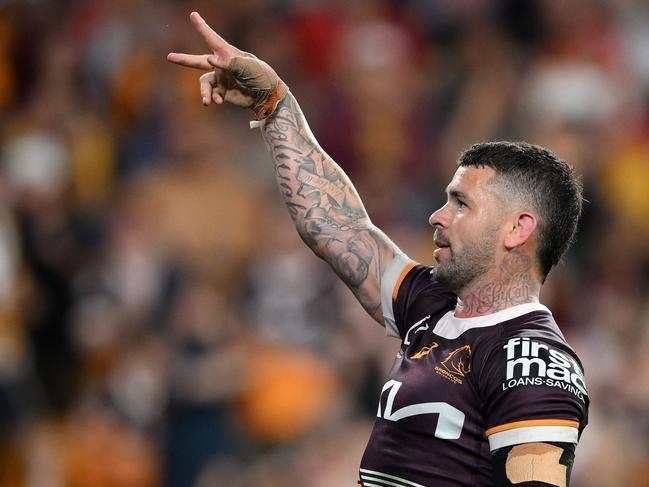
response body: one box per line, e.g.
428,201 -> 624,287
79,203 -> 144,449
262,93 -> 402,322
168,12 -> 404,324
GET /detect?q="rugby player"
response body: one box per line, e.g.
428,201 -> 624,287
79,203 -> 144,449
168,12 -> 588,487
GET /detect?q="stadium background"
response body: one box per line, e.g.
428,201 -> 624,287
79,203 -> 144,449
0,0 -> 648,485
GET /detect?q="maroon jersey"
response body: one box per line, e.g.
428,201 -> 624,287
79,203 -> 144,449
358,258 -> 589,487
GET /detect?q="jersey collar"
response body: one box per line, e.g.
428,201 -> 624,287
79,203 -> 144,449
433,302 -> 551,340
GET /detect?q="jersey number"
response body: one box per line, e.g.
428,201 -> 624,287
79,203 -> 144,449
377,380 -> 465,439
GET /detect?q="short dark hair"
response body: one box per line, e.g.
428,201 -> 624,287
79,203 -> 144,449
458,141 -> 584,280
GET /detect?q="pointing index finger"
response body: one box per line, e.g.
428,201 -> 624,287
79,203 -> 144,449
167,53 -> 213,70
190,12 -> 230,51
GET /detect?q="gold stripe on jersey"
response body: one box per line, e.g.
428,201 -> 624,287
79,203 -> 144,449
392,261 -> 417,300
485,419 -> 579,436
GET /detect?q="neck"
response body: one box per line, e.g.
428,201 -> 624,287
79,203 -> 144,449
454,249 -> 540,318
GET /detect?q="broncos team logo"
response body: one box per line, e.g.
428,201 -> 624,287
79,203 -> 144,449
410,343 -> 439,360
441,345 -> 472,377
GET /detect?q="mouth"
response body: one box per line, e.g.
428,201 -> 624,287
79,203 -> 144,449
433,233 -> 451,261
433,246 -> 449,259
433,232 -> 451,250
434,239 -> 449,249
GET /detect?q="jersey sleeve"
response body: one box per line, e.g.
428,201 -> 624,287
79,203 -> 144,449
380,254 -> 456,339
477,335 -> 589,452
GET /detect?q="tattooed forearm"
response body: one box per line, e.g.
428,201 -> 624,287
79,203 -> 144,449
261,93 -> 398,321
263,95 -> 365,226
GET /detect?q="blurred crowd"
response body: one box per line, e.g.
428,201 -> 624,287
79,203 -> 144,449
0,0 -> 648,485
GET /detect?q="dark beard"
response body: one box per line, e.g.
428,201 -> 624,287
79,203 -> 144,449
430,240 -> 496,293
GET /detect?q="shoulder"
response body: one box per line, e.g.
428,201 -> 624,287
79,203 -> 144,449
476,308 -> 585,382
381,257 -> 456,339
467,306 -> 589,452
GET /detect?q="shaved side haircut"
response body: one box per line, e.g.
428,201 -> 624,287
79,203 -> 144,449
458,141 -> 584,280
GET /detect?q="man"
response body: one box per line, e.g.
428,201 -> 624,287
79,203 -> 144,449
168,12 -> 588,487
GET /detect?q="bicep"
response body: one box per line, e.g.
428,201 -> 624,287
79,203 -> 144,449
492,442 -> 575,487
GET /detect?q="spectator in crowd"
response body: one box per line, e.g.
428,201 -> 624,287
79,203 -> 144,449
0,1 -> 648,485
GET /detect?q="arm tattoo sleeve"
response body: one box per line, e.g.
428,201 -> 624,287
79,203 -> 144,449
492,442 -> 575,487
261,93 -> 400,322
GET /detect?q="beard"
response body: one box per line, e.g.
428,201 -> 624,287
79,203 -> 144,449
430,231 -> 497,293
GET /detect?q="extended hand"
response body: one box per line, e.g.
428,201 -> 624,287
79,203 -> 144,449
167,12 -> 288,120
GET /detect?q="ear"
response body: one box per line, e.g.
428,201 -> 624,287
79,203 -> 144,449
504,212 -> 537,250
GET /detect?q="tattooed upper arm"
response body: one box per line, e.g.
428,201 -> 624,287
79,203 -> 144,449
262,93 -> 402,324
304,221 -> 398,323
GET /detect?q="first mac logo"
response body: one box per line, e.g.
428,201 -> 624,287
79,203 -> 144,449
501,337 -> 588,402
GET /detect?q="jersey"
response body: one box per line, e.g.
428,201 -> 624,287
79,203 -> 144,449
358,256 -> 589,487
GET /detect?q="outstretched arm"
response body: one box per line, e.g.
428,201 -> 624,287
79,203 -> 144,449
168,12 -> 404,324
262,93 -> 401,322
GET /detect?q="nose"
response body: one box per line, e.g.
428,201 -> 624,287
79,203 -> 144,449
428,204 -> 448,228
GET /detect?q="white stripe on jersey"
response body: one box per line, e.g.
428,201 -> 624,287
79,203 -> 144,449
433,302 -> 552,340
364,482 -> 408,487
488,425 -> 579,451
360,468 -> 425,487
379,253 -> 414,338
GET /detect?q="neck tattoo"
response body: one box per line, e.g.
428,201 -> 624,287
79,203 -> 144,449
455,250 -> 538,318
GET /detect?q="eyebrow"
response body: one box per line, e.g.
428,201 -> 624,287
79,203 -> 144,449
447,188 -> 469,201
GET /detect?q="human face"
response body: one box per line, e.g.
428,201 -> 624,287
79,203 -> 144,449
428,166 -> 505,293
